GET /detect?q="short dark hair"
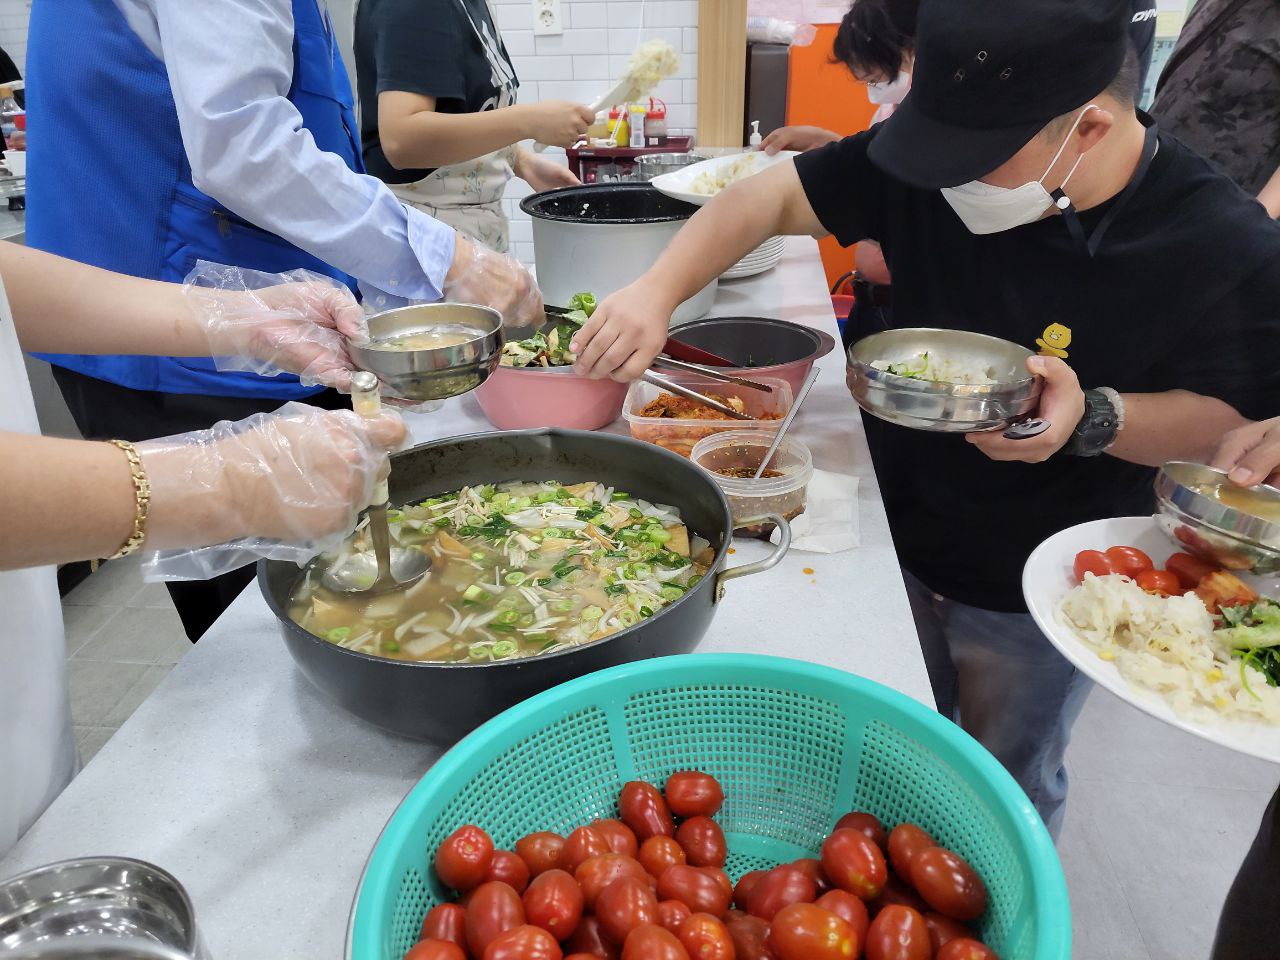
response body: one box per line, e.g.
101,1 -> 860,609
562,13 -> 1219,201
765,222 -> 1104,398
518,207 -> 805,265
832,0 -> 913,81
1105,40 -> 1141,106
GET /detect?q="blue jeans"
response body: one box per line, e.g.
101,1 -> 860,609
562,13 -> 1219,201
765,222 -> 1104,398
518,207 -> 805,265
903,572 -> 1093,839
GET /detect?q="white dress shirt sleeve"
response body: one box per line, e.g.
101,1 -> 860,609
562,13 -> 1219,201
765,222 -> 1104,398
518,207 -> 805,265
152,0 -> 455,304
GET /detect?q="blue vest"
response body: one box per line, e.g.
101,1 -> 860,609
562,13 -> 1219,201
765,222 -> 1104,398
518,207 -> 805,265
27,0 -> 362,399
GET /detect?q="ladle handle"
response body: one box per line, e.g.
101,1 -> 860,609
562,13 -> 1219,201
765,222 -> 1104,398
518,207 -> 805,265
352,372 -> 388,505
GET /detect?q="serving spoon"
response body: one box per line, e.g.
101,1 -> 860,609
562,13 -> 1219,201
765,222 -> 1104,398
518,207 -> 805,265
321,373 -> 431,594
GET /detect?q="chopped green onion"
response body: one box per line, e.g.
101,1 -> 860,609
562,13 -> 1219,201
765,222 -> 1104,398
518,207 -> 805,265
626,548 -> 644,561
660,586 -> 684,602
468,644 -> 491,662
618,609 -> 640,627
556,488 -> 574,500
632,562 -> 654,580
463,585 -> 491,603
382,639 -> 401,653
582,605 -> 605,620
597,522 -> 616,535
629,508 -> 644,520
504,571 -> 527,585
689,575 -> 704,587
496,609 -> 521,625
471,551 -> 487,562
612,491 -> 631,501
385,509 -> 404,523
552,598 -> 577,612
493,640 -> 518,659
490,622 -> 516,633
640,606 -> 654,618
326,627 -> 351,642
543,527 -> 563,539
433,517 -> 452,528
519,613 -> 536,627
604,582 -> 627,597
649,529 -> 672,544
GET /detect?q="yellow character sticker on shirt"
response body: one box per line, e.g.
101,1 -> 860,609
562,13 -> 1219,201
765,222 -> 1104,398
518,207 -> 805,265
1036,323 -> 1072,359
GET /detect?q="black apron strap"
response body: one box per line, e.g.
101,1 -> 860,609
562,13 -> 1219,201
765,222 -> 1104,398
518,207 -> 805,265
1052,122 -> 1160,258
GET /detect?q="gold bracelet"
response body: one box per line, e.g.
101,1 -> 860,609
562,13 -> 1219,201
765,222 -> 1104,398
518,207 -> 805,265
107,439 -> 151,560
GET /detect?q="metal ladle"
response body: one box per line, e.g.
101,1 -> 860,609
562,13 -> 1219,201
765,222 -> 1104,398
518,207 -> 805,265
321,373 -> 431,594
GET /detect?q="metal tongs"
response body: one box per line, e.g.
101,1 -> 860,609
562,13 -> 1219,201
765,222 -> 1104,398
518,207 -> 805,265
545,305 -> 773,420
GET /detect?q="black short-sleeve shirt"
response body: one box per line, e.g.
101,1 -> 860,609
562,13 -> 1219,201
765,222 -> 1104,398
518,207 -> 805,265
355,0 -> 519,182
795,122 -> 1280,611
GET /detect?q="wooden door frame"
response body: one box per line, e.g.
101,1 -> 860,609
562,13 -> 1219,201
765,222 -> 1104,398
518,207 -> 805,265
696,0 -> 749,147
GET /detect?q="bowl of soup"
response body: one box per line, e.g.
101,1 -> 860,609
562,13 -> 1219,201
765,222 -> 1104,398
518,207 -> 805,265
1155,461 -> 1280,575
348,303 -> 504,402
258,429 -> 791,742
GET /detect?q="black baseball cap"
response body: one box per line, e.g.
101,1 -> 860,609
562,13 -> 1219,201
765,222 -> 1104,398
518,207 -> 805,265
868,0 -> 1130,189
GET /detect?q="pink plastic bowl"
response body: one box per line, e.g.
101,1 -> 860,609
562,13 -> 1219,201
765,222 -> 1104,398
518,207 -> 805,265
474,364 -> 629,431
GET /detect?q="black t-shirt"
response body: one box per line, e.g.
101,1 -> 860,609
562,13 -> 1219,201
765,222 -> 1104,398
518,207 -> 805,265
795,123 -> 1280,612
355,0 -> 519,182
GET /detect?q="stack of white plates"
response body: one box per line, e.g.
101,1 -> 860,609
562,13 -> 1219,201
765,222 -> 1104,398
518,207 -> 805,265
722,235 -> 786,280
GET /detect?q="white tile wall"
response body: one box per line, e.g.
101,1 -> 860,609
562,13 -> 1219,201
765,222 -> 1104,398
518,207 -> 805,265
495,0 -> 701,265
0,0 -> 30,74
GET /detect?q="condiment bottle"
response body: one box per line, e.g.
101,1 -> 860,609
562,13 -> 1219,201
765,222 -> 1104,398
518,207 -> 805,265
627,103 -> 647,149
608,106 -> 628,147
644,97 -> 668,146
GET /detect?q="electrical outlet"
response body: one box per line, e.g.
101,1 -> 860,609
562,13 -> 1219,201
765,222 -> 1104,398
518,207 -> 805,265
532,0 -> 562,36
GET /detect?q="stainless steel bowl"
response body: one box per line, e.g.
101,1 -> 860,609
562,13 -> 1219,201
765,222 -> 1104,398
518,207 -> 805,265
348,303 -> 504,402
1155,461 -> 1280,575
0,858 -> 204,958
635,152 -> 709,181
847,328 -> 1043,432
3,936 -> 193,960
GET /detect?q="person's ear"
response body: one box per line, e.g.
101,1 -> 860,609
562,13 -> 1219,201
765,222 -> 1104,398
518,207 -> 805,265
1075,106 -> 1114,155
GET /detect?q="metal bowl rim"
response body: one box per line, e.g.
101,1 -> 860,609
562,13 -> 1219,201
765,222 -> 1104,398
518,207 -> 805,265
259,428 -> 736,671
848,327 -> 1039,396
1156,461 -> 1280,549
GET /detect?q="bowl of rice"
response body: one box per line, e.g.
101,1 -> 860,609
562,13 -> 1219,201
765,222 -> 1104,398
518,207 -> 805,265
846,327 -> 1043,433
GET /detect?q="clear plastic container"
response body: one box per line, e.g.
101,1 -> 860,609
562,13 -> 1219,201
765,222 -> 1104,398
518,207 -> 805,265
622,374 -> 793,458
691,430 -> 812,537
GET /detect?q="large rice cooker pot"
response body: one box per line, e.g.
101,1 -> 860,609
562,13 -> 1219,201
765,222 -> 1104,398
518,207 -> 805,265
521,184 -> 717,325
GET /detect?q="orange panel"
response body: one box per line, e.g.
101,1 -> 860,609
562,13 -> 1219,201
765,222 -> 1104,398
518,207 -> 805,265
785,23 -> 877,290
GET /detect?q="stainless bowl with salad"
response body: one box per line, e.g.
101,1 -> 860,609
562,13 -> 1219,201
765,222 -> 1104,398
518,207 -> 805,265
847,327 -> 1043,433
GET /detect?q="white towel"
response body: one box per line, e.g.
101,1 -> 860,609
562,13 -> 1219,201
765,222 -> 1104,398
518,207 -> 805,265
770,469 -> 860,553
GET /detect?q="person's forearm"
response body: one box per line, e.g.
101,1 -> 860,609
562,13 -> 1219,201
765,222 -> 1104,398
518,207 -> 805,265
647,162 -> 816,310
1107,390 -> 1249,466
1259,165 -> 1280,218
0,432 -> 239,569
381,102 -> 533,170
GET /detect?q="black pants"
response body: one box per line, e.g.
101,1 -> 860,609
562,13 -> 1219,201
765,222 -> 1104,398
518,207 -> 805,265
1212,782 -> 1280,959
52,366 -> 346,641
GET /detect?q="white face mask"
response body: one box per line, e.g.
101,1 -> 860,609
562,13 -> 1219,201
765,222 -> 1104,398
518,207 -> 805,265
866,71 -> 911,106
940,105 -> 1098,235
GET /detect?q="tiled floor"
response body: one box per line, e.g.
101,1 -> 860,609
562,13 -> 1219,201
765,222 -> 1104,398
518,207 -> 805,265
60,561 -> 1277,959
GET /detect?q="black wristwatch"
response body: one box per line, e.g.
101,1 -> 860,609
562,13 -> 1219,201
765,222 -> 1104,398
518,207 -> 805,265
1063,388 -> 1123,457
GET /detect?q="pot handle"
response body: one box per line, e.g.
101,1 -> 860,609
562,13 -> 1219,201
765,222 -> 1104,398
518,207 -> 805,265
714,514 -> 792,602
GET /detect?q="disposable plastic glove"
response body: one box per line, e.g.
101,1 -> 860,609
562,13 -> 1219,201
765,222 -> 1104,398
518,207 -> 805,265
442,234 -> 544,333
139,403 -> 406,581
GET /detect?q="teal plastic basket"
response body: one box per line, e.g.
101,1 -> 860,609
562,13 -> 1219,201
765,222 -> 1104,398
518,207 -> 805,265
348,654 -> 1070,960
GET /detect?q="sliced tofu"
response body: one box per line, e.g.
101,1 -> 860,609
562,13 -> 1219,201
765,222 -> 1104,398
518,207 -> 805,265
434,529 -> 472,558
566,481 -> 597,498
665,523 -> 690,557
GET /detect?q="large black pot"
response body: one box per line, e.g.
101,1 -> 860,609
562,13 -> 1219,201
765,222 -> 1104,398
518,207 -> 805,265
259,429 -> 789,743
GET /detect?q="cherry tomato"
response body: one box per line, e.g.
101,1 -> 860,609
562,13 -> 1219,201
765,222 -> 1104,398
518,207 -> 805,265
1166,552 -> 1220,589
623,924 -> 692,960
834,811 -> 888,851
924,912 -> 974,952
485,850 -> 531,894
1136,568 -> 1182,597
576,854 -> 650,910
594,819 -> 641,858
676,912 -> 735,960
733,870 -> 764,910
868,876 -> 929,918
466,881 -> 526,958
886,824 -> 936,883
657,899 -> 693,935
726,913 -> 776,960
620,782 -> 676,841
937,938 -> 1000,960
656,864 -> 732,917
523,869 -> 584,940
639,836 -> 688,878
516,832 -> 566,877
864,905 -> 931,960
768,902 -> 858,960
910,848 -> 987,921
565,916 -> 621,960
566,955 -> 606,960
420,903 -> 467,950
821,829 -> 887,900
664,771 -> 725,819
746,865 -> 816,921
405,941 -> 466,960
563,826 -> 612,873
674,816 -> 727,868
1073,549 -> 1120,582
597,877 -> 661,945
436,825 -> 496,893
1104,545 -> 1154,578
700,868 -> 734,908
483,924 -> 564,960
815,890 -> 870,945
790,858 -> 832,894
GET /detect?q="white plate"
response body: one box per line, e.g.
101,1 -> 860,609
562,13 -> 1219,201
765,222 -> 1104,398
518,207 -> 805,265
1024,515 -> 1280,764
651,151 -> 799,207
722,237 -> 785,279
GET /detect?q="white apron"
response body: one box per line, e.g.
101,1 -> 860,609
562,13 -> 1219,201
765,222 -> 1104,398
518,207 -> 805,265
0,275 -> 77,857
388,0 -> 518,253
